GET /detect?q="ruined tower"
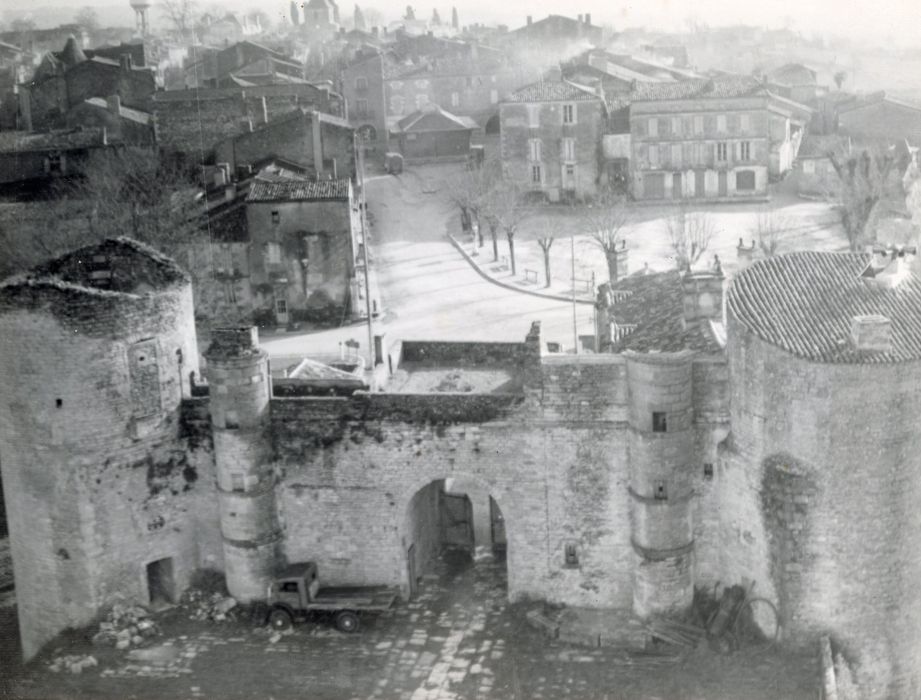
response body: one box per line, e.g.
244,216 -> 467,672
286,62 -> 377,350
0,239 -> 206,660
205,327 -> 281,601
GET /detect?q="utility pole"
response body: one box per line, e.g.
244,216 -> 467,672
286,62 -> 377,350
571,234 -> 578,354
356,134 -> 375,373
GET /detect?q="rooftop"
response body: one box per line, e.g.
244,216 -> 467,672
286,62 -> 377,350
630,75 -> 766,102
0,127 -> 114,153
393,105 -> 478,132
727,251 -> 921,363
247,178 -> 351,202
602,270 -> 723,354
504,79 -> 600,103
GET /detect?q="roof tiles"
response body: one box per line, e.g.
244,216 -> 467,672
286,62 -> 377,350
727,251 -> 921,363
247,179 -> 351,202
505,79 -> 600,103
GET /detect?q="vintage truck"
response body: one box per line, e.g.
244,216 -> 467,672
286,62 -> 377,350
265,562 -> 398,633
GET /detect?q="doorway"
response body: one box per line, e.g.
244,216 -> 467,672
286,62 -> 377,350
146,557 -> 175,609
718,171 -> 728,197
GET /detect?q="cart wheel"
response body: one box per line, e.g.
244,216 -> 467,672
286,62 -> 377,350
268,608 -> 293,632
739,598 -> 780,650
335,611 -> 360,633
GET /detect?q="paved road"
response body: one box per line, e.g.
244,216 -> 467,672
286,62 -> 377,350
261,165 -> 590,360
7,551 -> 816,700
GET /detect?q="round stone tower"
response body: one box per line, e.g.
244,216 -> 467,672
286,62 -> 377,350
0,238 -> 200,660
205,327 -> 281,601
724,250 -> 921,699
625,350 -> 696,618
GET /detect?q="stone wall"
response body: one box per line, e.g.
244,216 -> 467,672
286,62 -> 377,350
722,311 -> 921,699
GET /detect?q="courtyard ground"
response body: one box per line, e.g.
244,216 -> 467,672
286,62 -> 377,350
1,550 -> 818,700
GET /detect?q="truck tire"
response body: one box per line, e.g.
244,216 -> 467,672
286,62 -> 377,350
335,610 -> 360,633
268,608 -> 293,631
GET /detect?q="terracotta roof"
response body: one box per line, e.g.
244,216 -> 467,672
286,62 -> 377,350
247,179 -> 351,202
603,270 -> 723,354
727,251 -> 921,363
504,79 -> 600,103
631,76 -> 765,102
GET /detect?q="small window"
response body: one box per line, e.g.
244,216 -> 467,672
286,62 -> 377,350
451,91 -> 459,108
489,89 -> 498,104
564,542 -> 579,567
670,143 -> 682,167
703,463 -> 714,480
281,581 -> 299,592
736,170 -> 756,191
693,115 -> 703,134
652,411 -> 667,432
415,93 -> 429,110
271,210 -> 280,225
648,117 -> 658,136
230,473 -> 245,492
562,104 -> 575,124
355,76 -> 367,90
275,298 -> 288,314
531,164 -> 542,184
528,138 -> 542,162
355,98 -> 368,115
717,114 -> 727,132
565,164 -> 575,177
648,144 -> 659,167
562,137 -> 575,161
740,113 -> 750,132
56,398 -> 63,408
266,242 -> 282,264
716,142 -> 728,161
671,117 -> 681,135
740,141 -> 751,161
527,104 -> 540,128
654,480 -> 668,500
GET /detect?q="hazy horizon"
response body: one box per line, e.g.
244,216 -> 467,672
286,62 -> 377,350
1,0 -> 919,48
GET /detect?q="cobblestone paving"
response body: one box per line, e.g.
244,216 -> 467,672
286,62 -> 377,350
6,552 -> 817,700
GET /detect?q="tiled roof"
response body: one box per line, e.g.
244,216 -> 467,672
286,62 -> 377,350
727,251 -> 921,363
604,270 -> 723,354
247,179 -> 351,202
504,80 -> 600,103
394,106 -> 477,132
631,76 -> 765,102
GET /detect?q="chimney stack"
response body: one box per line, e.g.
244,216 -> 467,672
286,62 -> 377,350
578,14 -> 583,23
585,13 -> 591,25
106,94 -> 121,115
119,53 -> 133,71
680,269 -> 725,330
526,15 -> 532,26
850,315 -> 892,353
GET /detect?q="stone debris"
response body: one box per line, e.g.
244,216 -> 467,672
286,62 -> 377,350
180,589 -> 239,622
91,603 -> 160,648
48,654 -> 98,674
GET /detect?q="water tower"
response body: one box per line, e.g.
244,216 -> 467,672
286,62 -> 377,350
130,0 -> 153,36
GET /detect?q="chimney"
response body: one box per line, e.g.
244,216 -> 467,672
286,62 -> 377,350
850,315 -> 892,353
681,269 -> 725,330
372,26 -> 379,37
585,13 -> 591,25
260,96 -> 268,124
578,14 -> 583,23
736,237 -> 756,269
119,53 -> 133,71
106,94 -> 121,115
526,15 -> 532,26
311,111 -> 324,176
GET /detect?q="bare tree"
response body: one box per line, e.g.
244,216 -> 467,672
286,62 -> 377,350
446,155 -> 500,249
483,182 -> 528,275
828,145 -> 896,251
665,205 -> 716,271
751,205 -> 788,258
581,192 -> 630,283
74,7 -> 99,32
162,0 -> 199,37
0,148 -> 201,277
535,214 -> 566,288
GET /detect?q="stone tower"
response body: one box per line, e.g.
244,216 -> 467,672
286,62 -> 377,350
0,238 -> 203,660
626,351 -> 696,618
205,327 -> 281,601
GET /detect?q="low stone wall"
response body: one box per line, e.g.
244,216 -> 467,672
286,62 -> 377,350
400,340 -> 532,367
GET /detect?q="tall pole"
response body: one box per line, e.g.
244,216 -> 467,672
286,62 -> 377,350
356,135 -> 374,372
571,234 -> 578,354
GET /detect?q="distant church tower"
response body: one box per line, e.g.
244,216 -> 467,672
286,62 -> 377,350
130,0 -> 153,36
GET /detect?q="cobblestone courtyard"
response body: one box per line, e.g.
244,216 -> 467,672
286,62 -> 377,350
1,550 -> 818,700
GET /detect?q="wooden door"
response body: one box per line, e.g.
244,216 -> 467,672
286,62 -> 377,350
718,171 -> 728,197
440,492 -> 474,553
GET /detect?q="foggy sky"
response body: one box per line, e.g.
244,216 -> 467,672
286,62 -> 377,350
1,0 -> 918,46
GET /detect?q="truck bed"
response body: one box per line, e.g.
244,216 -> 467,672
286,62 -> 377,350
308,586 -> 398,611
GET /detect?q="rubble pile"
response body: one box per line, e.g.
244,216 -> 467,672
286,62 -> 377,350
180,589 -> 238,622
91,603 -> 160,649
48,654 -> 98,674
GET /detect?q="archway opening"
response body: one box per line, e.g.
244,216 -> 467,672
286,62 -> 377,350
484,114 -> 500,135
402,478 -> 507,601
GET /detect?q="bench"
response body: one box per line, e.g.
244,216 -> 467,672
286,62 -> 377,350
524,269 -> 538,283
